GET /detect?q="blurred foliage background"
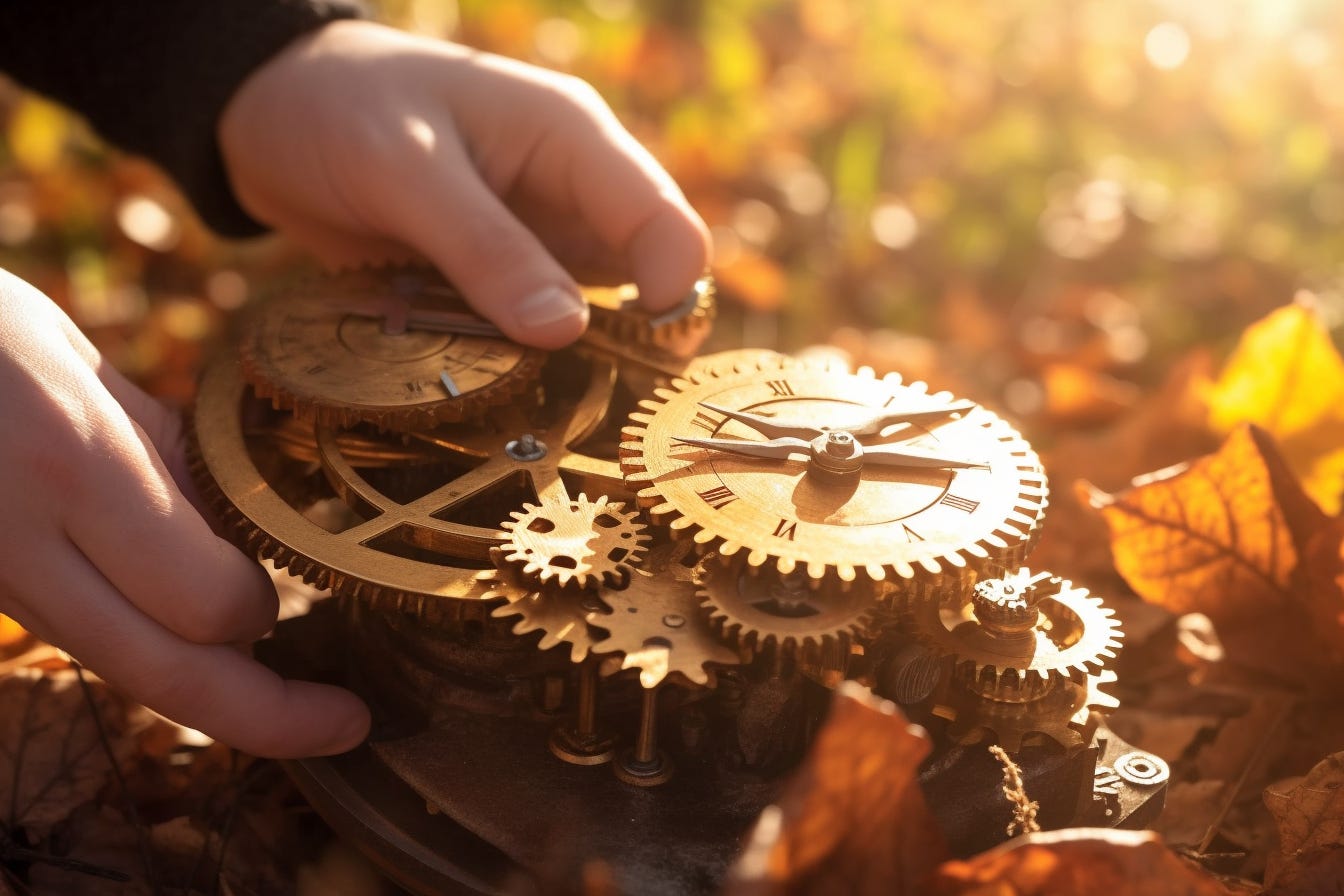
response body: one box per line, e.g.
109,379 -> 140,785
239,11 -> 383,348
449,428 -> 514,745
2,0 -> 1344,427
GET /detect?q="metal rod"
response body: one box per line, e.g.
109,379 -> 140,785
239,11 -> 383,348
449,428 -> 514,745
633,686 -> 659,764
576,660 -> 598,735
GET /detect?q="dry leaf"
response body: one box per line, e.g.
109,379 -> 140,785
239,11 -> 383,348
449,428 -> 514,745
926,828 -> 1237,895
0,670 -> 140,841
723,682 -> 947,895
1263,752 -> 1344,894
1206,298 -> 1344,515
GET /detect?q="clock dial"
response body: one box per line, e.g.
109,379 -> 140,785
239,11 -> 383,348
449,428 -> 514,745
619,357 -> 1048,583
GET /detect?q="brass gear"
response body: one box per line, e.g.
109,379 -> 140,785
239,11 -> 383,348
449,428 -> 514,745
500,494 -> 649,590
587,545 -> 740,688
620,355 -> 1048,585
189,350 -> 625,612
584,277 -> 715,356
905,570 -> 1123,700
934,670 -> 1121,753
694,554 -> 878,655
484,550 -> 611,663
239,266 -> 545,431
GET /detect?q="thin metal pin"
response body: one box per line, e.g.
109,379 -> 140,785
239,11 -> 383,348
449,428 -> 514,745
439,370 -> 461,397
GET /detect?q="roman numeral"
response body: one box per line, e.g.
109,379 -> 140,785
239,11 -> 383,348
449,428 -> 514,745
405,380 -> 425,395
941,494 -> 980,513
480,348 -> 503,362
773,519 -> 798,541
696,485 -> 737,509
903,524 -> 925,542
766,380 -> 795,397
691,410 -> 721,432
305,363 -> 327,375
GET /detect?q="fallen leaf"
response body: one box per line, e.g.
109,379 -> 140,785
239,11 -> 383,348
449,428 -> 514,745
723,681 -> 947,895
1206,297 -> 1344,514
1263,752 -> 1344,894
0,670 -> 141,841
1039,363 -> 1139,426
925,828 -> 1237,895
1154,780 -> 1228,848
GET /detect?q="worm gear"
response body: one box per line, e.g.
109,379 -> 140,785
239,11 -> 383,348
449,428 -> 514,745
484,550 -> 610,663
695,554 -> 878,657
587,545 -> 740,688
620,355 -> 1047,586
240,265 -> 545,431
501,494 -> 649,590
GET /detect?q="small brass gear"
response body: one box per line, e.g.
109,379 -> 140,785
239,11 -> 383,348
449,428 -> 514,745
584,277 -> 715,356
695,554 -> 878,655
587,545 -> 740,688
240,265 -> 545,431
905,570 -> 1123,700
484,550 -> 611,663
934,670 -> 1121,753
620,355 -> 1048,585
501,494 -> 649,590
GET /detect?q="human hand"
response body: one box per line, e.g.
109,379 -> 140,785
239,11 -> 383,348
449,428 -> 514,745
219,20 -> 711,350
0,270 -> 369,757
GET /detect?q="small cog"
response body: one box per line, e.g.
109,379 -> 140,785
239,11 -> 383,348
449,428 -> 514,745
587,546 -> 740,688
695,554 -> 878,656
585,277 -> 715,356
501,494 -> 649,590
484,550 -> 609,663
935,669 -> 1121,753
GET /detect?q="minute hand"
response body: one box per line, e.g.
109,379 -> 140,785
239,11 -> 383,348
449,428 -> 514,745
698,399 -> 976,441
672,435 -> 810,460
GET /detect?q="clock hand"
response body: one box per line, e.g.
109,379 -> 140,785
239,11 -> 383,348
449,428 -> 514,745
697,399 -> 976,441
672,435 -> 812,460
862,443 -> 990,470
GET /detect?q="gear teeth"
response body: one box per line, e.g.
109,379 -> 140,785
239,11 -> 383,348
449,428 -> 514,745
499,494 -> 649,591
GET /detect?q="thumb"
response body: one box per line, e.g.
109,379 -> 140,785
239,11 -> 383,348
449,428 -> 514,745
371,125 -> 589,349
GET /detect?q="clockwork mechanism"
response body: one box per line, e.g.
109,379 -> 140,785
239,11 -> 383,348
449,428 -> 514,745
188,267 -> 1162,895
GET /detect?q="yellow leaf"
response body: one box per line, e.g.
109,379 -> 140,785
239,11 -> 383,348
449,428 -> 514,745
7,96 -> 70,173
1206,298 -> 1344,513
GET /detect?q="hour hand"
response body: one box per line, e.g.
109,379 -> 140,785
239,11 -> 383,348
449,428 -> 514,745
863,443 -> 990,470
673,435 -> 811,461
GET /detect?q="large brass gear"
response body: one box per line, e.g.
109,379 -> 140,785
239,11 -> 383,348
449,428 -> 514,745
500,494 -> 649,590
619,356 -> 1048,585
694,553 -> 878,656
484,550 -> 611,663
189,349 -> 628,611
586,545 -> 740,688
240,266 -> 546,431
905,570 -> 1123,700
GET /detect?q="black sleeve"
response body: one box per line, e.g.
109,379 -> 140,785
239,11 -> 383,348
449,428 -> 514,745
0,1 -> 365,237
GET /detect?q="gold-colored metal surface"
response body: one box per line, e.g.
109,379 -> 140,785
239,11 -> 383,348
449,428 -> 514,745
584,277 -> 716,356
484,554 -> 609,664
241,267 -> 546,431
500,494 -> 649,590
620,356 -> 1048,584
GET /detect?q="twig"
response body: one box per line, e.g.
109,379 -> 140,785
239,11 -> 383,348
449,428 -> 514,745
990,745 -> 1040,837
71,663 -> 161,895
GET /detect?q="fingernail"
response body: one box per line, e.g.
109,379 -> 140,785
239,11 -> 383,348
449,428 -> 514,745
514,285 -> 589,345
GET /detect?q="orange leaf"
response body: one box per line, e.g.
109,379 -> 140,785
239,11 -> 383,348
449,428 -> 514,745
1206,298 -> 1344,514
1087,425 -> 1324,621
926,828 -> 1240,895
723,682 -> 947,895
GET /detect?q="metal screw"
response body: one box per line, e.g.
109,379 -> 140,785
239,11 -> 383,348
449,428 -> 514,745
825,431 -> 857,457
1114,751 -> 1169,786
662,613 -> 686,629
506,433 -> 547,461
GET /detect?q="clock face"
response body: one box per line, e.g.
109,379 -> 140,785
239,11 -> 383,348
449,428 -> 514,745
620,359 -> 1048,583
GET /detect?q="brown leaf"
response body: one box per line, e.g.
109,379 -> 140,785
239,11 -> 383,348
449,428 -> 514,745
1264,752 -> 1344,894
723,682 -> 947,895
0,670 -> 141,841
925,828 -> 1238,895
1088,425 -> 1342,683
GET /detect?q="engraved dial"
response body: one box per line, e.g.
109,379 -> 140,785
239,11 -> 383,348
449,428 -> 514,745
619,358 -> 1048,583
241,267 -> 544,431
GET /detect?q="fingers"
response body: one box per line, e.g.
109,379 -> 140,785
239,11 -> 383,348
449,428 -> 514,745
9,542 -> 368,758
56,365 -> 279,646
561,111 -> 711,312
373,123 -> 589,349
